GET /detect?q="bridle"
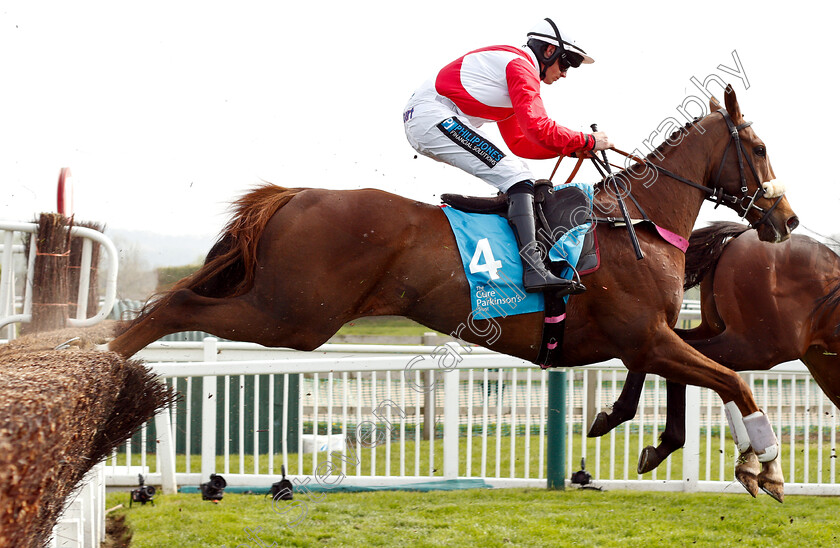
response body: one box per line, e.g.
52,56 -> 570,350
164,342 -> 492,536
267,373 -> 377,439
609,109 -> 784,230
547,108 -> 785,260
709,109 -> 784,228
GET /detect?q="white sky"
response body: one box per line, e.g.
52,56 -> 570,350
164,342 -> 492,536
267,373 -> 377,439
2,1 -> 837,242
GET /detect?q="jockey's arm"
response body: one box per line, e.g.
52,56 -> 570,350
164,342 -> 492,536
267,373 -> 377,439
497,116 -> 560,159
503,59 -> 595,158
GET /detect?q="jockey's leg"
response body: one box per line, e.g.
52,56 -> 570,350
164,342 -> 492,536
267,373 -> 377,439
507,181 -> 584,294
404,100 -> 585,294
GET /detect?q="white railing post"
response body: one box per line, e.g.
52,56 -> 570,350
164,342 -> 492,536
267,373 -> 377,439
1,221 -> 119,332
75,238 -> 93,320
0,230 -> 14,338
201,337 -> 218,482
98,463 -> 106,543
66,225 -> 119,328
443,367 -> 460,480
155,407 -> 178,494
683,384 -> 701,492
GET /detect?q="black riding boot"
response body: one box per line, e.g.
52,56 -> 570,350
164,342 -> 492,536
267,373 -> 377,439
507,184 -> 584,294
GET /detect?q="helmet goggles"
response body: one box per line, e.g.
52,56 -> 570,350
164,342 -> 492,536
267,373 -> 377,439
527,18 -> 591,76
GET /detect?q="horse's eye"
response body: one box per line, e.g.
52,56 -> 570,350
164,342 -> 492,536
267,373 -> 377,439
754,145 -> 766,157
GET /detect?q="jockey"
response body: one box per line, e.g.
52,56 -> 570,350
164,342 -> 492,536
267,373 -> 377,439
403,18 -> 612,293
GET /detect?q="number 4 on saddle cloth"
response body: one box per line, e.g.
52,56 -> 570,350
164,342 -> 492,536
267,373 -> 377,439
441,180 -> 600,368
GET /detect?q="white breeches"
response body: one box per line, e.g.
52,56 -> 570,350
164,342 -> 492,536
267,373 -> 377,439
403,84 -> 533,193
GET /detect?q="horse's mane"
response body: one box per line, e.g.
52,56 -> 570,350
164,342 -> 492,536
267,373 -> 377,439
683,221 -> 750,290
599,117 -> 707,193
651,119 -> 702,159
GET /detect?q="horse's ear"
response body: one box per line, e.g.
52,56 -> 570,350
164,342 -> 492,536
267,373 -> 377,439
709,96 -> 722,112
723,84 -> 742,121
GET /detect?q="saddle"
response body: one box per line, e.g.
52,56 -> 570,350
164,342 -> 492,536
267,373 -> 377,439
441,180 -> 600,368
441,180 -> 599,277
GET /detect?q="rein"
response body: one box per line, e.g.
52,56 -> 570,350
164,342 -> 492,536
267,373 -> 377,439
607,110 -> 783,230
589,123 -> 644,260
548,110 -> 782,251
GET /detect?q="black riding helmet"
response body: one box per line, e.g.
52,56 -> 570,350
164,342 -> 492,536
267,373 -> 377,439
526,18 -> 594,80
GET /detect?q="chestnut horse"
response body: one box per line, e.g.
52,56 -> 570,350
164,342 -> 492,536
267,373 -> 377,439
109,87 -> 798,498
589,221 -> 840,500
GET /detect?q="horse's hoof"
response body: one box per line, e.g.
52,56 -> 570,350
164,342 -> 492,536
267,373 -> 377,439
587,412 -> 611,438
735,450 -> 760,498
759,481 -> 785,503
637,446 -> 663,474
735,470 -> 759,498
758,454 -> 785,503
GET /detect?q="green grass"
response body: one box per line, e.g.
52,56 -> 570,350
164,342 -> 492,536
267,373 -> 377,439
109,488 -> 840,547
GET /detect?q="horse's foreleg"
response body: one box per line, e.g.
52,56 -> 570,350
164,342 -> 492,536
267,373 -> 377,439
628,327 -> 782,496
758,454 -> 785,503
735,448 -> 760,497
674,324 -> 719,342
732,448 -> 784,502
637,380 -> 686,474
587,371 -> 646,437
630,327 -> 759,415
586,370 -> 691,475
726,404 -> 784,500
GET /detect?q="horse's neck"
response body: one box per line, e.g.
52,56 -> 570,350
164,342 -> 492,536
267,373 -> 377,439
620,119 -> 728,239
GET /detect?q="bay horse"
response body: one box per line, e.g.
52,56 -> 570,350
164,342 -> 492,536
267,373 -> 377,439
109,87 -> 798,499
588,221 -> 840,501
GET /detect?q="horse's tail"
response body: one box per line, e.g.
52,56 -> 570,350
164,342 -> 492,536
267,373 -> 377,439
182,184 -> 305,297
122,184 -> 304,330
683,221 -> 750,290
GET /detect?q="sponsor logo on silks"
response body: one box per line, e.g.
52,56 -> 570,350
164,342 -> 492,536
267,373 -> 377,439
403,107 -> 414,123
437,116 -> 505,168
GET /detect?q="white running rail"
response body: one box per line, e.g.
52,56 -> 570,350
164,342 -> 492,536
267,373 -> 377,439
106,338 -> 839,497
0,220 -> 119,334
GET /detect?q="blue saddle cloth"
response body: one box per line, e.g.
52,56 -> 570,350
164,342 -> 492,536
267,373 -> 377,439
441,183 -> 593,320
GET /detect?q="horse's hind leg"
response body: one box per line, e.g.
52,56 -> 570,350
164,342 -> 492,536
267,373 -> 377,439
588,372 -> 645,437
109,289 -> 335,357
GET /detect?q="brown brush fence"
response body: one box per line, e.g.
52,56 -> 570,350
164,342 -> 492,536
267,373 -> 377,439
20,214 -> 106,337
0,325 -> 176,548
21,214 -> 71,335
